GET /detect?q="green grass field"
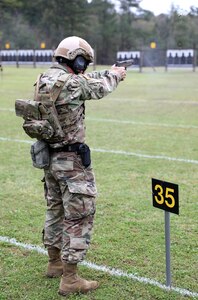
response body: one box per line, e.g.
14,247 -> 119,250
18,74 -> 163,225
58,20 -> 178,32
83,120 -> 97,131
0,65 -> 198,300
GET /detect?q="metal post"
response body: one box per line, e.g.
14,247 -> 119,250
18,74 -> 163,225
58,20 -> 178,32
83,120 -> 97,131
165,211 -> 171,287
139,49 -> 143,73
93,47 -> 96,71
165,48 -> 168,72
16,50 -> 19,68
193,49 -> 197,72
33,49 -> 36,68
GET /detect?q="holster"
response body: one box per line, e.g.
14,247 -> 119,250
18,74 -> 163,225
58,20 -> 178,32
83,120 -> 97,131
77,144 -> 91,168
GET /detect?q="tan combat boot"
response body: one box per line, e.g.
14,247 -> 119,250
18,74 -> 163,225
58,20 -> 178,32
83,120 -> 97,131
46,247 -> 63,278
58,263 -> 99,296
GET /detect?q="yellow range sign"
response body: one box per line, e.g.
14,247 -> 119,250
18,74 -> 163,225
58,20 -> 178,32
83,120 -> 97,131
152,178 -> 179,215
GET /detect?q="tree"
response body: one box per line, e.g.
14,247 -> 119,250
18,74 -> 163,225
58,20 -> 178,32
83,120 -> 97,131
0,0 -> 22,48
1,0 -> 198,64
19,0 -> 90,48
117,0 -> 142,50
87,0 -> 118,64
154,14 -> 170,49
167,6 -> 191,48
187,7 -> 198,48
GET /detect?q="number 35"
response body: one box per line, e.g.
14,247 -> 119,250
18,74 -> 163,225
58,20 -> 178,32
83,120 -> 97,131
154,185 -> 175,208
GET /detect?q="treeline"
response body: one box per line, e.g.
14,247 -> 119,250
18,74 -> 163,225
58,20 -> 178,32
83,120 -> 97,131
0,0 -> 198,64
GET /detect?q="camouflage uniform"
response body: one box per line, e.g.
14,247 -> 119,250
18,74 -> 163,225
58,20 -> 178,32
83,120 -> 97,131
40,63 -> 122,264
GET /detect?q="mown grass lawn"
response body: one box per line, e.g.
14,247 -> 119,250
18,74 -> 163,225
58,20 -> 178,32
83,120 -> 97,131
0,65 -> 197,299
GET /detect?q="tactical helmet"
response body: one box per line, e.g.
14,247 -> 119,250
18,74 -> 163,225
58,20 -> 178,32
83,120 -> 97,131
54,36 -> 94,63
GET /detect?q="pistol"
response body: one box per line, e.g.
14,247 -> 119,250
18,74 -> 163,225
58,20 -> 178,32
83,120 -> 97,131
115,59 -> 133,69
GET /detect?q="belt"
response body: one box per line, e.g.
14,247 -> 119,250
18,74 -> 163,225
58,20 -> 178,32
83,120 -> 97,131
49,143 -> 81,153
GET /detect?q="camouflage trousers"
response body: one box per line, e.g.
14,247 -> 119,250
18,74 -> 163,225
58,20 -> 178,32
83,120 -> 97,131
43,151 -> 97,264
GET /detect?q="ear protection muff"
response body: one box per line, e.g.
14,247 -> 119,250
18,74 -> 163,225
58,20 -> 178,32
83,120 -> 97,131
73,56 -> 89,74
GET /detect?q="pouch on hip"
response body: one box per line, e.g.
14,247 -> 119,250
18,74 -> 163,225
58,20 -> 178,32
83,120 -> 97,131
30,140 -> 50,169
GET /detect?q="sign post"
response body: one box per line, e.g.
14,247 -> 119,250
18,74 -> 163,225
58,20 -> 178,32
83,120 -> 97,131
152,178 -> 179,287
165,210 -> 171,286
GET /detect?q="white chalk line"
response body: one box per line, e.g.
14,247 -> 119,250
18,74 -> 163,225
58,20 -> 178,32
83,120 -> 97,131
0,236 -> 197,298
0,136 -> 32,144
0,108 -> 15,112
0,136 -> 198,165
93,148 -> 198,165
86,117 -> 198,129
102,99 -> 198,105
1,107 -> 198,130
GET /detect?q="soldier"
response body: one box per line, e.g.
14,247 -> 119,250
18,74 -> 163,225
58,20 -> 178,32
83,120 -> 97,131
37,36 -> 126,297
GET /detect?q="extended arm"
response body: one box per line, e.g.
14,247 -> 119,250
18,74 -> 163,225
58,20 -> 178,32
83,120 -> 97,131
79,65 -> 126,100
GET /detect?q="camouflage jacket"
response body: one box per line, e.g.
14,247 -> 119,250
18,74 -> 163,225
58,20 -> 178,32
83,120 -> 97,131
37,63 -> 122,147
